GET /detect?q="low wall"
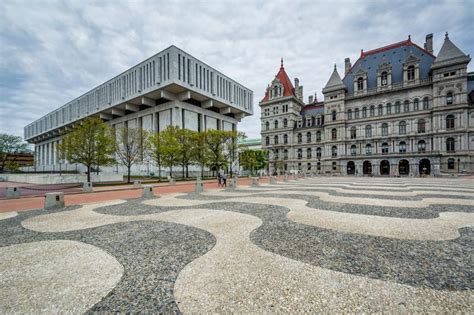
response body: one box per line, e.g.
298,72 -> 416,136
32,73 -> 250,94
3,174 -> 123,184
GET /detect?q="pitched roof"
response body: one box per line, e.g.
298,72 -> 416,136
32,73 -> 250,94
323,65 -> 345,93
261,59 -> 295,102
432,32 -> 470,68
342,36 -> 436,94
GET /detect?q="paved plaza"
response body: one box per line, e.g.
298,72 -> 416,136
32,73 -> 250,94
0,177 -> 473,313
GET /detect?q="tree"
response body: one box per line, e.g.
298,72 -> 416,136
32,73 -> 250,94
177,128 -> 194,178
190,131 -> 210,178
225,131 -> 246,177
205,129 -> 231,176
57,117 -> 115,182
148,131 -> 164,180
115,126 -> 148,183
0,134 -> 28,172
160,125 -> 181,178
240,149 -> 258,175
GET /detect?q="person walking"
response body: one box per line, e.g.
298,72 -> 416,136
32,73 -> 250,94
217,173 -> 222,187
222,173 -> 227,187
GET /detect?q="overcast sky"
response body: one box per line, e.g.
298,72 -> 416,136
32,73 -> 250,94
1,0 -> 473,141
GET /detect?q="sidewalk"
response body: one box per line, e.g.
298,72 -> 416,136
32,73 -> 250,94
0,176 -> 273,213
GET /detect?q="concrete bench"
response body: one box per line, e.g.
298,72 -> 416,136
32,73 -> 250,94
195,179 -> 204,193
228,178 -> 237,190
83,182 -> 93,192
44,192 -> 65,209
6,186 -> 21,198
251,177 -> 259,186
269,176 -> 277,184
142,185 -> 154,198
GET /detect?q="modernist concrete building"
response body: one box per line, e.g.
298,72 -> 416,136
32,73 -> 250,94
24,46 -> 253,175
261,33 -> 474,176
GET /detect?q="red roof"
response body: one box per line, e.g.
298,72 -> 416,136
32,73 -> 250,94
261,59 -> 295,102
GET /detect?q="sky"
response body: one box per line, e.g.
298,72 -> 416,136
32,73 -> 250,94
1,0 -> 473,141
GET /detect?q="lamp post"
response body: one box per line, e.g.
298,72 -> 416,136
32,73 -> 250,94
457,158 -> 460,173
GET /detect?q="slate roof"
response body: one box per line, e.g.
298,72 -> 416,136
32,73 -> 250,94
301,103 -> 324,117
323,65 -> 345,93
432,33 -> 470,69
261,59 -> 295,102
343,38 -> 436,94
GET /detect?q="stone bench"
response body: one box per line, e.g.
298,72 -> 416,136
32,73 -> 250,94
269,176 -> 277,184
251,177 -> 259,186
83,182 -> 93,192
44,192 -> 65,209
142,185 -> 154,198
195,179 -> 204,193
6,186 -> 21,198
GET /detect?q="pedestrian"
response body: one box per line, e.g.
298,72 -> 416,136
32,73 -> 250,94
217,174 -> 222,187
222,173 -> 227,187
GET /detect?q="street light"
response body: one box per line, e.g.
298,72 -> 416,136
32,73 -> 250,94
457,158 -> 460,173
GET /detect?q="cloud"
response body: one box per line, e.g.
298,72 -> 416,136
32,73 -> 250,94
1,0 -> 473,140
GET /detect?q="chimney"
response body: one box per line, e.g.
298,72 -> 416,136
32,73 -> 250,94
424,33 -> 433,54
344,58 -> 351,76
294,78 -> 299,89
308,95 -> 313,104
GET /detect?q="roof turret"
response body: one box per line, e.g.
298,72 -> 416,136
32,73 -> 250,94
322,64 -> 345,93
432,32 -> 470,69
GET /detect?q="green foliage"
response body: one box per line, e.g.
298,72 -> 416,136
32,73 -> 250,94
0,134 -> 28,172
176,127 -> 194,178
159,125 -> 181,176
148,131 -> 165,179
115,126 -> 148,183
205,129 -> 233,174
189,131 -> 210,178
57,117 -> 115,182
240,149 -> 268,174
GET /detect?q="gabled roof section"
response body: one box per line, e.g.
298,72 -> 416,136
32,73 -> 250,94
323,65 -> 345,93
261,59 -> 295,102
432,32 -> 471,69
343,36 -> 436,94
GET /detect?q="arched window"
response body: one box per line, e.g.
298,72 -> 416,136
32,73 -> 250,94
350,127 -> 357,139
362,107 -> 367,118
265,121 -> 269,131
331,146 -> 337,157
381,142 -> 389,154
381,71 -> 388,86
423,97 -> 429,110
381,123 -> 388,136
395,101 -> 401,113
283,134 -> 288,144
274,120 -> 279,129
378,104 -> 383,116
365,143 -> 372,155
306,132 -> 311,143
274,149 -> 279,159
297,133 -> 302,144
446,115 -> 455,129
448,158 -> 455,169
316,131 -> 321,142
350,145 -> 357,156
407,65 -> 415,81
413,98 -> 419,111
306,116 -> 312,127
404,100 -> 410,112
386,103 -> 392,114
265,136 -> 270,145
348,109 -> 353,120
316,115 -> 321,125
370,105 -> 375,117
274,135 -> 279,144
306,148 -> 312,159
357,77 -> 364,91
446,137 -> 455,152
297,148 -> 302,159
399,141 -> 407,153
283,149 -> 288,160
331,128 -> 337,140
418,119 -> 426,133
417,140 -> 426,152
332,110 -> 337,121
399,121 -> 406,134
365,125 -> 372,138
283,118 -> 288,128
354,108 -> 360,119
332,161 -> 337,171
446,92 -> 453,105
316,147 -> 322,158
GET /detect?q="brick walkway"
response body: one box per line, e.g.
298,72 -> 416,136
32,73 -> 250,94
0,177 -> 273,213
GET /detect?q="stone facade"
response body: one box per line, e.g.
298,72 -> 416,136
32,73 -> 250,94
261,33 -> 474,176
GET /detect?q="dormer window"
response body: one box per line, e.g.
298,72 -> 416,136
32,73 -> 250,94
407,65 -> 415,81
357,77 -> 364,91
306,116 -> 312,127
381,71 -> 388,86
446,92 -> 453,105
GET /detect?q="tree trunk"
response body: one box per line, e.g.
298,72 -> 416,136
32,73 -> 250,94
182,165 -> 185,179
186,164 -> 189,178
158,164 -> 162,181
127,164 -> 131,183
87,165 -> 91,183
